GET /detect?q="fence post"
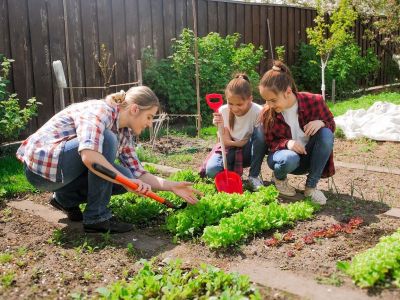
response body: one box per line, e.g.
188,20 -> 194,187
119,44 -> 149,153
136,60 -> 142,86
332,79 -> 336,103
52,60 -> 67,111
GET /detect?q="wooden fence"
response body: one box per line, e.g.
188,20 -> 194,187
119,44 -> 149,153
0,0 -> 394,133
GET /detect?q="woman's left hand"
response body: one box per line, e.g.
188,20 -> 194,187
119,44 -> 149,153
304,120 -> 324,136
170,182 -> 202,205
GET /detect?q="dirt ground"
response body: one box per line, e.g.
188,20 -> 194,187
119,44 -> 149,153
1,136 -> 400,299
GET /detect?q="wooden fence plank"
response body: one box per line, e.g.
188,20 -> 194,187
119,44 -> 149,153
81,0 -> 101,99
226,2 -> 236,35
300,8 -> 306,44
259,5 -> 267,73
294,7 -> 300,52
112,0 -> 128,89
217,1 -> 226,36
138,0 -> 153,53
280,6 -> 288,62
97,0 -> 115,88
244,4 -> 252,43
186,0 -> 194,31
176,0 -> 187,36
0,0 -> 11,59
27,0 -> 53,127
207,0 -> 217,33
163,0 -> 175,55
236,4 -> 245,43
47,0 -> 70,111
266,5 -> 274,61
151,0 -> 164,59
125,0 -> 139,82
0,0 -> 13,92
8,0 -> 37,136
197,0 -> 207,37
273,6 -> 281,54
252,5 -> 260,47
287,7 -> 295,65
65,0 -> 85,102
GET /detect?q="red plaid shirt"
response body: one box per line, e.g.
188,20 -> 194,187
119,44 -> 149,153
266,92 -> 335,178
16,100 -> 146,182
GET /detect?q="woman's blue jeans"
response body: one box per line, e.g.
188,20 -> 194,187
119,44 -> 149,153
205,125 -> 267,178
24,129 -> 132,224
266,128 -> 334,188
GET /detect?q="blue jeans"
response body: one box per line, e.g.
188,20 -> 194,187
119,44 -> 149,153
267,128 -> 334,188
24,129 -> 133,224
205,125 -> 267,178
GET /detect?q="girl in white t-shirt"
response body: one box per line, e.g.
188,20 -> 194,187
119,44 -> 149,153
202,73 -> 267,191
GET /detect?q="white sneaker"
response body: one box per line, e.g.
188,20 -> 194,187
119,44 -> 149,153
304,187 -> 327,205
248,176 -> 264,191
271,173 -> 296,196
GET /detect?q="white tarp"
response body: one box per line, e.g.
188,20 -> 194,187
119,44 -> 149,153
334,101 -> 400,142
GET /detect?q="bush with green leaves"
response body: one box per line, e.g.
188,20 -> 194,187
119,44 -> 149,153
96,259 -> 261,299
292,42 -> 379,99
0,55 -> 40,143
143,29 -> 264,124
337,229 -> 400,288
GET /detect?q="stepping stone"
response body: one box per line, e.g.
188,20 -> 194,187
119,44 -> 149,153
384,207 -> 400,219
229,260 -> 377,300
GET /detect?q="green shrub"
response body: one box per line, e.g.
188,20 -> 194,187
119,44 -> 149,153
292,42 -> 380,99
0,55 -> 40,143
143,29 -> 264,125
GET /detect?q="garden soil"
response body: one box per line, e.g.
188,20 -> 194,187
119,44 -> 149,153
1,136 -> 400,299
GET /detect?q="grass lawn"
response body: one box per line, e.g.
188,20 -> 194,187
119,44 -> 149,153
328,92 -> 400,117
0,155 -> 36,198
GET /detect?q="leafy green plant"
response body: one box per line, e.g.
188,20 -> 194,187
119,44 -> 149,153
47,229 -> 66,246
0,252 -> 13,264
166,186 -> 279,238
337,229 -> 400,288
136,145 -> 160,163
201,200 -> 317,249
96,259 -> 261,299
0,55 -> 40,143
275,45 -> 286,62
0,271 -> 15,288
143,29 -> 264,124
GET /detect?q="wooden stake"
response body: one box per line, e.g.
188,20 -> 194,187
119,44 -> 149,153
192,0 -> 201,137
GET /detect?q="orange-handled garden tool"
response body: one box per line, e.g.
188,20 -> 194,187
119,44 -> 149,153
205,94 -> 243,194
92,163 -> 175,208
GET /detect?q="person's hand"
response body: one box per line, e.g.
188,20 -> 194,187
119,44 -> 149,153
126,179 -> 152,195
212,112 -> 223,126
287,139 -> 307,155
304,120 -> 324,136
170,182 -> 202,205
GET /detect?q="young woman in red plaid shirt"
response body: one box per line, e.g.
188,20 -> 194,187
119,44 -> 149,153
17,86 -> 200,233
201,74 -> 267,191
259,61 -> 335,204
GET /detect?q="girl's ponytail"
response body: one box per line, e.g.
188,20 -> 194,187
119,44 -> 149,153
106,86 -> 159,111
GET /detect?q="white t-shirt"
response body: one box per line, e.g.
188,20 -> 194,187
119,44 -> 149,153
219,102 -> 262,141
281,100 -> 309,147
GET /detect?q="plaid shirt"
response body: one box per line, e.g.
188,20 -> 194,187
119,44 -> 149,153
266,92 -> 335,178
16,100 -> 146,182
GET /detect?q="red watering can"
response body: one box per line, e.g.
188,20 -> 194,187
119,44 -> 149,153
206,94 -> 243,194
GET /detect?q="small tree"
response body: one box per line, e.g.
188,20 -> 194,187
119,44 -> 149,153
306,0 -> 358,100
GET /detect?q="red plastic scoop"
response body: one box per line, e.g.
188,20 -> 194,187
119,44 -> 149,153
205,94 -> 243,194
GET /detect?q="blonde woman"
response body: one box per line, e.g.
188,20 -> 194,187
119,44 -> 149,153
17,86 -> 200,233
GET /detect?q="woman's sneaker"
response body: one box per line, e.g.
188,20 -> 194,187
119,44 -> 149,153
83,217 -> 133,233
49,197 -> 83,222
248,176 -> 264,191
271,173 -> 296,196
304,187 -> 327,205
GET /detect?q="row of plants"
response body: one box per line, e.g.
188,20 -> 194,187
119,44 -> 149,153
165,186 -> 279,239
96,259 -> 262,299
202,201 -> 317,249
337,228 -> 400,288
